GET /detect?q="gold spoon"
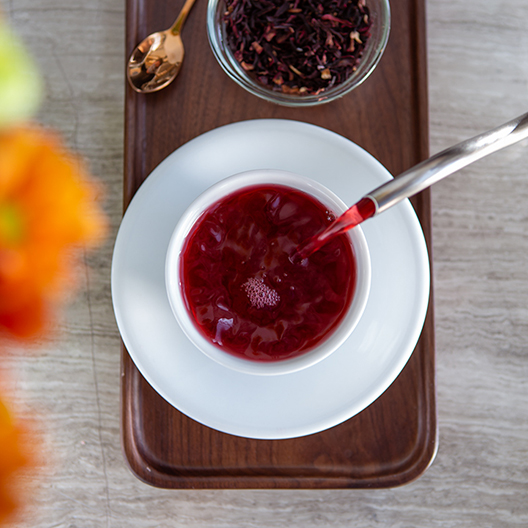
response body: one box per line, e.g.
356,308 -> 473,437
127,0 -> 197,93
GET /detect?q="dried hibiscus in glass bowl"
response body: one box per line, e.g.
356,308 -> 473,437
207,0 -> 390,106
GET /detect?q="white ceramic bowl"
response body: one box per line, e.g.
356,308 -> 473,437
165,169 -> 371,375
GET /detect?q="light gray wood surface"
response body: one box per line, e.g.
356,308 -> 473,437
3,0 -> 528,526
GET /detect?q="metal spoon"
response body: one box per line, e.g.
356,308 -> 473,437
296,112 -> 528,259
368,111 -> 528,213
127,0 -> 197,93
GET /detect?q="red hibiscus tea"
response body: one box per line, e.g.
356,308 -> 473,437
178,183 -> 357,362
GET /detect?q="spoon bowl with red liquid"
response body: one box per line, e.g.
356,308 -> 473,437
296,112 -> 528,259
165,170 -> 371,375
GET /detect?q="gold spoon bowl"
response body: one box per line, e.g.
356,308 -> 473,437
127,0 -> 197,93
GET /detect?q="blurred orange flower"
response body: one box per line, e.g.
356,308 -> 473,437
0,395 -> 30,524
0,125 -> 107,339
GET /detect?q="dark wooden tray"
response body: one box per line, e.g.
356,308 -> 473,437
121,0 -> 436,488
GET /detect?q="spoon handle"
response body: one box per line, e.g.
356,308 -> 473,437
367,112 -> 528,214
170,0 -> 198,35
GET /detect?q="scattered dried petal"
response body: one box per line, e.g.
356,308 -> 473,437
350,30 -> 362,43
251,41 -> 263,54
289,65 -> 304,77
273,73 -> 284,85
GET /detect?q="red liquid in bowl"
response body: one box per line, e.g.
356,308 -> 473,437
180,184 -> 356,362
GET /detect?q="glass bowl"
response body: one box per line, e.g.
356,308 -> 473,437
206,0 -> 391,107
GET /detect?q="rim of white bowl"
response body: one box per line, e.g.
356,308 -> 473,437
165,169 -> 371,376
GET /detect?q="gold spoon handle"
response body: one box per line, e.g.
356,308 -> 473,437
170,0 -> 198,35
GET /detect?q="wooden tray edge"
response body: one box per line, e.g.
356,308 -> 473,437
120,0 -> 437,490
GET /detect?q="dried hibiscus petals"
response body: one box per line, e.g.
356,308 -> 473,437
223,0 -> 372,96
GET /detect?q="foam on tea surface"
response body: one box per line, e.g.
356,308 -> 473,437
242,278 -> 280,309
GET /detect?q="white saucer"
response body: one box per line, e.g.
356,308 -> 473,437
111,119 -> 430,440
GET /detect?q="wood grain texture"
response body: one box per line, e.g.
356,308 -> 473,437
121,0 -> 435,490
1,0 -> 527,525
